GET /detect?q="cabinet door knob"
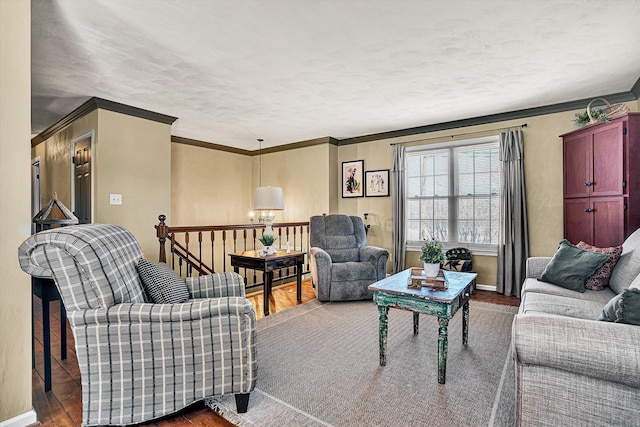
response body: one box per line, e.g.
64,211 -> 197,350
584,182 -> 593,186
584,208 -> 594,213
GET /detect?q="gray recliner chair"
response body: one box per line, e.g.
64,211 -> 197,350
310,214 -> 389,301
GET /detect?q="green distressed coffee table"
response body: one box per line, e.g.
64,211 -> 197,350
368,269 -> 477,384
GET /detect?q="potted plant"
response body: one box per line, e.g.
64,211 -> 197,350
258,234 -> 277,255
419,239 -> 446,277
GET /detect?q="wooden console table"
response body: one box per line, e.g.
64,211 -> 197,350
32,276 -> 67,392
229,250 -> 305,316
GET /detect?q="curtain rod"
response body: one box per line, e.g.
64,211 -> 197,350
389,123 -> 527,146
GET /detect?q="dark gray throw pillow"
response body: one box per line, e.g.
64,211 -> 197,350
598,288 -> 640,325
539,240 -> 610,292
136,258 -> 190,304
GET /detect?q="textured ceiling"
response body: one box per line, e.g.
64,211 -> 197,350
32,0 -> 640,150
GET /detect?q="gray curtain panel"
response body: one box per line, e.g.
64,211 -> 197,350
392,144 -> 406,273
497,129 -> 529,297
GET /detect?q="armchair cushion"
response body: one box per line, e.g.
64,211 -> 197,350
136,258 -> 189,304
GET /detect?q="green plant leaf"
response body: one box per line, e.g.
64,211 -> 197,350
419,239 -> 446,264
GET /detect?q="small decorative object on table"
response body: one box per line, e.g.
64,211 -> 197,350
419,238 -> 446,277
258,234 -> 277,256
408,267 -> 447,290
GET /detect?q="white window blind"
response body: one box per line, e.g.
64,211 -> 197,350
406,137 -> 500,254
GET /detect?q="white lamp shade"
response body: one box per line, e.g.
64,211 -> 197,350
254,186 -> 284,210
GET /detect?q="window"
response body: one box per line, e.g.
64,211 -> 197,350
406,136 -> 500,254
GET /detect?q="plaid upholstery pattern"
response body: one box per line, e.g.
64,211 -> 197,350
19,224 -> 147,309
18,224 -> 257,426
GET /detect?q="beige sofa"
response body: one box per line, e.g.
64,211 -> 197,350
512,228 -> 640,426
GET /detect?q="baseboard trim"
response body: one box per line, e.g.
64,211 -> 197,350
476,284 -> 496,292
0,409 -> 37,427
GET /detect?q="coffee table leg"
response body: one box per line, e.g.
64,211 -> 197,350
437,317 -> 449,384
463,300 -> 469,346
377,305 -> 389,366
413,312 -> 419,335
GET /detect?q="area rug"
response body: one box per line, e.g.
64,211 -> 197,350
206,299 -> 518,427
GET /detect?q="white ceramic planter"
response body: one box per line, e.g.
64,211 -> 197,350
423,262 -> 440,278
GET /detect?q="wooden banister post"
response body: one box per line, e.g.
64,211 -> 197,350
156,214 -> 169,263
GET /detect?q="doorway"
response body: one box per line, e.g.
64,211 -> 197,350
71,131 -> 94,224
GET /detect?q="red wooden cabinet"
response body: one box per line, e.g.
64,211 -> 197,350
561,113 -> 640,247
563,197 -> 625,248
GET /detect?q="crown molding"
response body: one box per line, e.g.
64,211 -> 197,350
336,89 -> 638,146
253,136 -> 338,156
32,78 -> 640,151
630,76 -> 640,99
31,97 -> 177,147
171,135 -> 338,155
171,135 -> 253,155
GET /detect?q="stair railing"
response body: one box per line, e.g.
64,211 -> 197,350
155,214 -> 310,292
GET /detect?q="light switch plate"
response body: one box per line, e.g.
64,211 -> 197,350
110,194 -> 122,205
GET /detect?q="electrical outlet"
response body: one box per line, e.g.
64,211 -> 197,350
110,194 -> 122,205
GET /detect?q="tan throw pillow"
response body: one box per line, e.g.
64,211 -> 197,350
576,241 -> 623,291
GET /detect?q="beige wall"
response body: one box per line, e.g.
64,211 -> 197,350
94,110 -> 171,259
0,0 -> 33,422
172,143 -> 252,225
170,101 -> 638,286
334,102 -> 638,286
253,144 -> 335,222
33,109 -> 171,262
33,111 -> 99,208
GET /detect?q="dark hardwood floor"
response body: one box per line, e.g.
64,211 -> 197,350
31,277 -> 519,426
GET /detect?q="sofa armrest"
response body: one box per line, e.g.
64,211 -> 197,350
186,271 -> 246,298
359,246 -> 390,280
525,257 -> 552,278
513,313 -> 640,389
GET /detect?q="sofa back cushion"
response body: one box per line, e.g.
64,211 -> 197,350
310,215 -> 367,263
610,228 -> 640,294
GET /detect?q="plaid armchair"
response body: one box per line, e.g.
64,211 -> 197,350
18,224 -> 256,426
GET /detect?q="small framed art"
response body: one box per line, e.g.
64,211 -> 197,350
342,160 -> 364,198
365,169 -> 390,197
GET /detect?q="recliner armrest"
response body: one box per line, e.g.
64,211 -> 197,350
310,247 -> 332,300
359,246 -> 389,280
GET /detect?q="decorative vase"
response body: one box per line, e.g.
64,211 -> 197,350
423,262 -> 440,278
265,245 -> 277,255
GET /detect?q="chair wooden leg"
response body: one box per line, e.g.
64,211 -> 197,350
235,392 -> 250,413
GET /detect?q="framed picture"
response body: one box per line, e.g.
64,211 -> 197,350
365,169 -> 390,197
342,160 -> 364,198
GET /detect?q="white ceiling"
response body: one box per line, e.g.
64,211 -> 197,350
32,0 -> 640,150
